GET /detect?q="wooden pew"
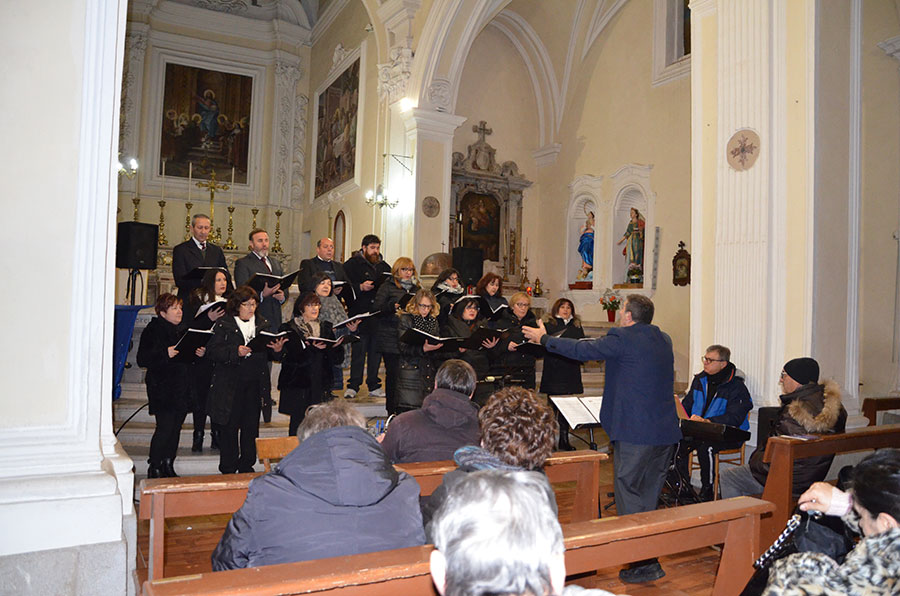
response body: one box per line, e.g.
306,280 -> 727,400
138,451 -> 607,581
142,496 -> 774,596
861,396 -> 900,426
760,423 -> 900,544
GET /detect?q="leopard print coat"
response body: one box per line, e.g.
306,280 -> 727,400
763,526 -> 900,595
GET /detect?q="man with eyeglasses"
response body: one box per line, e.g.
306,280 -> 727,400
522,294 -> 680,584
719,357 -> 847,501
674,345 -> 753,502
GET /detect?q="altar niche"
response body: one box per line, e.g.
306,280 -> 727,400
450,121 -> 532,283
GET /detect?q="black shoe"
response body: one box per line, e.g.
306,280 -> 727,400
619,560 -> 665,584
147,463 -> 163,479
210,429 -> 220,451
699,484 -> 715,502
191,430 -> 203,453
161,459 -> 179,478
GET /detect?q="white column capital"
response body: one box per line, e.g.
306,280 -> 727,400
403,108 -> 467,140
878,35 -> 900,62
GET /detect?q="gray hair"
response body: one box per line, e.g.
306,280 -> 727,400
297,399 -> 365,442
435,359 -> 477,396
706,344 -> 731,362
191,213 -> 211,226
430,470 -> 562,596
624,294 -> 654,324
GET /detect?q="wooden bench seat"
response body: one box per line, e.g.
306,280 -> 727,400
760,423 -> 900,544
861,396 -> 900,426
138,450 -> 607,581
142,496 -> 773,596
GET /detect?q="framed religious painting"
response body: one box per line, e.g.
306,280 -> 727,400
312,44 -> 365,201
672,241 -> 691,286
158,62 -> 253,182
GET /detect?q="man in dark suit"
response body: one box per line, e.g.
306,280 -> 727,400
233,228 -> 285,424
342,234 -> 391,398
233,228 -> 286,329
523,294 -> 681,584
172,214 -> 229,301
298,237 -> 350,297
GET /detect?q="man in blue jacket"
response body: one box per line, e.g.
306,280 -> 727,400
523,294 -> 681,583
676,345 -> 753,502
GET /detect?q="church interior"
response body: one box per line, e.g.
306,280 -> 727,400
2,0 -> 900,593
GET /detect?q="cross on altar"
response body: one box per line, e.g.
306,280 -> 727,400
473,120 -> 492,143
195,169 -> 229,227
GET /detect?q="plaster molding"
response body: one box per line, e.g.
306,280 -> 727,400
581,0 -> 628,61
291,94 -> 309,208
312,0 -> 350,46
378,44 -> 414,103
490,9 -> 559,148
377,0 -> 421,39
427,77 -> 453,112
119,24 -> 150,192
844,0 -> 862,408
404,108 -> 468,141
609,164 -> 657,296
569,174 -> 606,201
271,54 -> 303,208
878,34 -> 900,60
150,0 -> 310,46
560,0 -> 587,129
689,0 -> 717,19
532,143 -> 562,167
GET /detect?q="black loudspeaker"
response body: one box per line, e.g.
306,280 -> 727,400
452,247 -> 483,286
116,222 -> 159,270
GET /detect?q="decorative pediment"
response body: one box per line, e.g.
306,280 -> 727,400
451,121 -> 530,189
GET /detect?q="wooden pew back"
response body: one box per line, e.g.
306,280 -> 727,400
142,497 -> 773,596
138,450 -> 606,581
760,423 -> 900,544
861,396 -> 900,426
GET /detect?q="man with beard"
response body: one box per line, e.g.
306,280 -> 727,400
342,234 -> 391,398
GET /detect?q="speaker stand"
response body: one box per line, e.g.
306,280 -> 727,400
127,268 -> 143,306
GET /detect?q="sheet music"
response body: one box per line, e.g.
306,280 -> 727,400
550,396 -> 602,427
580,396 -> 603,422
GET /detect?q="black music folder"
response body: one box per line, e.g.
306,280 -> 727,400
400,328 -> 465,351
171,329 -> 214,362
333,312 -> 377,329
245,270 -> 300,294
459,327 -> 504,349
246,330 -> 290,352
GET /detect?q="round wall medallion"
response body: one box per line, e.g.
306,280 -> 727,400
422,196 -> 440,218
726,129 -> 761,171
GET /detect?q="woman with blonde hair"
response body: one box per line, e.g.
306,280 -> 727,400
397,288 -> 444,412
373,257 -> 420,414
494,292 -> 540,389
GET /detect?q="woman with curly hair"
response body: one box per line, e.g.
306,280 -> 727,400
421,387 -> 559,534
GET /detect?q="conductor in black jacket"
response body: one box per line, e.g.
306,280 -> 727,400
172,214 -> 230,301
342,234 -> 391,398
298,237 -> 349,296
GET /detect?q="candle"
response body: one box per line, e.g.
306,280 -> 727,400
161,160 -> 166,200
230,167 -> 235,206
188,162 -> 192,202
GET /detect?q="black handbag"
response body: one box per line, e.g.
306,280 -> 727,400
739,510 -> 854,596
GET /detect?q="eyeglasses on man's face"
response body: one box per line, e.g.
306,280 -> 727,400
701,356 -> 724,364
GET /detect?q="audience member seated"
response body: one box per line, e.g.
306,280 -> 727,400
720,357 -> 847,499
675,344 -> 753,501
429,470 -> 614,596
763,448 -> 900,595
211,399 -> 426,570
421,386 -> 558,533
379,359 -> 480,464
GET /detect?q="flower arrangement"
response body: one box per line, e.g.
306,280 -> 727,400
600,289 -> 622,312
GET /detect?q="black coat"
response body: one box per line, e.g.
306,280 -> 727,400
343,251 -> 391,323
276,319 -> 341,416
539,317 -> 585,396
442,315 -> 492,380
479,294 -> 509,329
171,239 -> 229,301
493,309 -> 540,388
211,426 -> 425,570
205,314 -> 273,426
372,279 -> 417,355
396,313 -> 441,411
298,256 -> 349,297
136,317 -> 192,416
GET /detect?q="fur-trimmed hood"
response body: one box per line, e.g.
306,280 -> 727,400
783,380 -> 843,433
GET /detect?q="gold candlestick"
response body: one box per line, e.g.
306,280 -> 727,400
132,196 -> 140,221
251,207 -> 259,229
224,206 -> 237,250
184,201 -> 193,241
272,209 -> 283,253
520,255 -> 530,290
157,200 -> 168,246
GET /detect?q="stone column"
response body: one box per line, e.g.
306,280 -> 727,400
690,0 -> 817,407
270,54 -> 303,211
403,108 -> 467,267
